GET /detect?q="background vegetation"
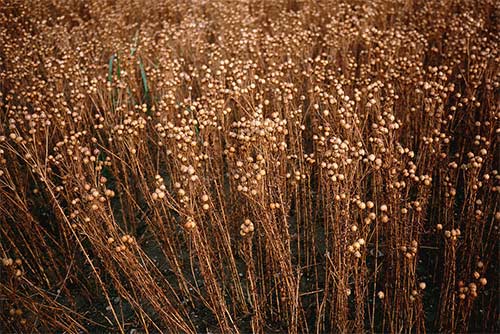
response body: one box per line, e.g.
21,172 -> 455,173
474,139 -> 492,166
0,0 -> 498,332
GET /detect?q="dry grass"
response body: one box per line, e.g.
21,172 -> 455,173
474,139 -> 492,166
0,0 -> 498,333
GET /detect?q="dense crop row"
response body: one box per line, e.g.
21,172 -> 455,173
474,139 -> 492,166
0,0 -> 498,332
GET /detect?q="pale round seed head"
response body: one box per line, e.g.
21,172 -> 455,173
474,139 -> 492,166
184,219 -> 196,230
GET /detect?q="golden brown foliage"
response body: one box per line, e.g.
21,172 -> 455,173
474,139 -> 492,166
0,0 -> 498,332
